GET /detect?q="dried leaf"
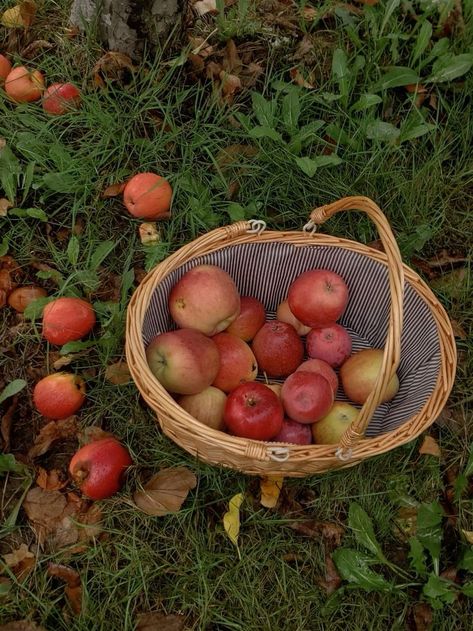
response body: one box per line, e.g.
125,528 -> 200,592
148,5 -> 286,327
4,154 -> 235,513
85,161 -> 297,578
450,319 -> 467,339
21,39 -> 54,58
2,5 -> 24,28
289,520 -> 345,550
105,361 -> 132,384
0,269 -> 15,293
462,530 -> 473,544
193,0 -> 218,16
215,144 -> 258,171
1,397 -> 17,452
260,476 -> 284,508
52,354 -> 76,370
223,493 -> 244,547
393,506 -> 418,540
64,585 -> 82,615
0,199 -> 13,217
0,622 -> 46,631
223,39 -> 242,75
219,71 -> 242,103
435,406 -> 464,433
93,52 -> 136,88
133,467 -> 197,517
19,0 -> 36,29
28,417 -> 78,459
289,67 -> 315,89
419,435 -> 441,458
139,223 -> 161,246
79,425 -> 114,445
48,563 -> 82,615
316,554 -> 342,594
3,543 -> 34,568
301,7 -> 318,20
36,467 -> 68,491
101,182 -> 126,198
136,612 -> 185,631
412,601 -> 433,631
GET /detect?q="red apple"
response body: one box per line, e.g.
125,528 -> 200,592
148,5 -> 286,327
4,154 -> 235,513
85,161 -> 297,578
224,382 -> 284,440
212,332 -> 257,393
276,300 -> 311,336
252,320 -> 304,378
33,372 -> 85,419
288,269 -> 349,327
0,54 -> 12,82
169,265 -> 240,336
42,82 -> 81,115
271,418 -> 312,445
69,437 -> 132,500
146,328 -> 220,395
42,297 -> 96,345
123,172 -> 172,220
178,386 -> 227,430
5,66 -> 45,102
226,296 -> 266,341
340,348 -> 399,405
312,401 -> 359,444
306,323 -> 352,368
281,371 -> 334,424
296,359 -> 338,395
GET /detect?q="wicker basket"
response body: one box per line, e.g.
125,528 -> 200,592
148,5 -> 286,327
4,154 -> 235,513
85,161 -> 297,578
125,197 -> 457,477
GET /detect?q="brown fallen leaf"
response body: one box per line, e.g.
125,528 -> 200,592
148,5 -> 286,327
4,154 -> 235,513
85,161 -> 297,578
462,530 -> 473,544
450,319 -> 467,339
21,39 -> 54,58
78,425 -> 114,445
3,544 -> 35,580
289,520 -> 345,550
316,554 -> 342,595
435,406 -> 465,433
0,198 -> 13,217
136,612 -> 186,631
0,622 -> 46,631
219,71 -> 242,103
0,269 -> 16,294
393,506 -> 418,540
105,360 -> 132,385
301,6 -> 318,20
260,476 -> 284,509
133,467 -> 197,516
193,0 -> 218,16
419,435 -> 441,458
28,417 -> 78,459
411,601 -> 433,631
1,396 -> 17,452
139,223 -> 161,246
36,467 -> 68,491
282,553 -> 303,562
222,39 -> 242,75
289,66 -> 315,89
101,181 -> 126,198
215,144 -> 258,171
93,52 -> 136,88
47,563 -> 82,615
19,0 -> 36,29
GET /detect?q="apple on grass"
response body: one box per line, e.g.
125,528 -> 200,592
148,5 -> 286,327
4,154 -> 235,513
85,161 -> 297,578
169,265 -> 240,336
212,332 -> 257,393
252,320 -> 304,378
225,296 -> 266,341
178,386 -> 227,430
146,328 -> 220,395
42,296 -> 96,345
5,66 -> 45,102
123,172 -> 172,220
296,359 -> 338,395
271,418 -> 312,445
224,382 -> 284,440
276,300 -> 311,336
33,373 -> 86,419
42,82 -> 81,115
281,371 -> 334,424
306,323 -> 352,368
288,269 -> 349,328
340,348 -> 399,405
312,401 -> 359,444
0,54 -> 12,81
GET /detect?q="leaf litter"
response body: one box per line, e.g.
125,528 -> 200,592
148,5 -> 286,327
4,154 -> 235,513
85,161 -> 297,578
133,467 -> 197,516
47,563 -> 82,615
136,612 -> 186,631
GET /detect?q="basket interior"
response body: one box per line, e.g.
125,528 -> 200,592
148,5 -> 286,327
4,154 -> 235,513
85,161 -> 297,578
141,241 -> 441,438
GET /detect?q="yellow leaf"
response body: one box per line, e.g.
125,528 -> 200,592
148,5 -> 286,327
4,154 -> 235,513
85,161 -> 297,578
105,360 -> 131,385
260,476 -> 284,508
2,5 -> 24,27
223,493 -> 244,548
139,223 -> 160,245
0,198 -> 13,217
462,530 -> 473,545
419,435 -> 441,458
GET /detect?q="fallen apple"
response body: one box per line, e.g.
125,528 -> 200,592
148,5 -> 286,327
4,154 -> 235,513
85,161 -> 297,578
169,264 -> 240,336
340,348 -> 399,405
42,82 -> 81,115
271,418 -> 312,445
146,328 -> 220,394
252,320 -> 304,378
69,437 -> 132,500
288,269 -> 349,328
296,358 -> 338,395
33,372 -> 86,419
178,386 -> 227,430
224,381 -> 284,440
225,295 -> 266,341
312,401 -> 359,444
42,296 -> 96,345
212,332 -> 257,393
281,371 -> 334,424
123,172 -> 172,220
7,285 -> 47,313
5,66 -> 45,103
306,323 -> 352,368
276,300 -> 311,336
0,54 -> 12,82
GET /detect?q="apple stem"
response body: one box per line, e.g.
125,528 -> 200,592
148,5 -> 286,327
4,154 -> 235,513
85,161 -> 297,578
72,461 -> 90,485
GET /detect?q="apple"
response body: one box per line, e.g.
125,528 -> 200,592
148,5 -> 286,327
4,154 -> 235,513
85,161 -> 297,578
306,323 -> 352,368
224,382 -> 284,440
340,348 -> 399,405
0,54 -> 12,82
271,418 -> 312,445
212,332 -> 257,393
296,359 -> 338,395
42,82 -> 81,115
69,437 -> 132,500
288,269 -> 349,327
146,328 -> 220,395
8,285 -> 47,313
123,172 -> 172,220
178,386 -> 227,430
276,300 -> 311,336
251,320 -> 304,378
281,371 -> 334,424
169,264 -> 240,336
42,297 -> 96,345
226,295 -> 266,341
33,372 -> 86,419
5,66 -> 45,103
312,401 -> 359,444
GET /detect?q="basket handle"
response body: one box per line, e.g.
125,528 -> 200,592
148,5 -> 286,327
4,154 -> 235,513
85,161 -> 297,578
308,196 -> 405,457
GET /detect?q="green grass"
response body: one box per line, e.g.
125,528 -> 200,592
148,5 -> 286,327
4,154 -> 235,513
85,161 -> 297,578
1,0 -> 473,629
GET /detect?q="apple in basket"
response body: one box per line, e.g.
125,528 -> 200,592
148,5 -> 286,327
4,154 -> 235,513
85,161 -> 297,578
340,348 -> 399,405
288,269 -> 349,328
271,418 -> 312,445
169,265 -> 240,336
211,332 -> 258,393
146,328 -> 220,395
312,401 -> 359,445
252,320 -> 304,378
295,358 -> 338,395
178,386 -> 227,431
226,295 -> 266,341
276,300 -> 311,336
224,382 -> 284,440
306,323 -> 352,368
281,371 -> 334,424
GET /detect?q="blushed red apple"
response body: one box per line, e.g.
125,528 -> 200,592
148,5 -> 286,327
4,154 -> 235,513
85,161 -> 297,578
296,358 -> 338,395
178,386 -> 227,430
252,320 -> 304,378
169,265 -> 240,336
340,348 -> 399,405
312,401 -> 359,444
306,323 -> 352,368
0,54 -> 12,82
42,82 -> 81,115
123,172 -> 172,220
226,295 -> 265,341
271,418 -> 312,445
146,328 -> 220,395
33,372 -> 86,419
281,371 -> 334,424
212,332 -> 257,393
42,296 -> 96,345
69,437 -> 132,500
276,300 -> 311,336
224,382 -> 283,440
288,269 -> 349,327
5,66 -> 44,102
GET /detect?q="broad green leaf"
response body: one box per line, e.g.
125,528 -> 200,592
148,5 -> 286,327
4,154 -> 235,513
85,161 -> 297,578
428,54 -> 473,83
67,235 -> 80,266
21,161 -> 36,203
325,124 -> 353,147
290,121 -> 325,150
332,549 -> 392,592
0,379 -> 27,405
0,236 -> 9,257
462,445 -> 473,478
249,126 -> 282,142
417,501 -> 444,573
366,121 -> 400,143
0,583 -> 11,596
59,339 -> 97,355
400,123 -> 436,143
295,155 -> 342,178
227,203 -> 246,222
251,92 -> 274,127
458,547 -> 473,571
90,240 -> 117,270
411,20 -> 432,65
332,48 -> 350,101
408,536 -> 428,575
422,574 -> 456,609
380,0 -> 401,36
282,91 -> 301,130
349,502 -> 387,561
422,38 -> 449,68
75,269 -> 100,291
373,66 -> 420,91
462,582 -> 473,597
351,94 -> 382,112
120,267 -> 135,306
23,296 -> 52,320
26,207 -> 48,221
0,144 -> 20,202
0,453 -> 27,474
42,172 -> 82,193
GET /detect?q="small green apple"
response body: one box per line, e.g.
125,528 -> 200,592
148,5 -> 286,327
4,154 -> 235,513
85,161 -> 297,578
312,401 -> 359,444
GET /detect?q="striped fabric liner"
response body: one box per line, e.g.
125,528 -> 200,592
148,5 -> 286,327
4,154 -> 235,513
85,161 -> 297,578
141,242 -> 441,438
